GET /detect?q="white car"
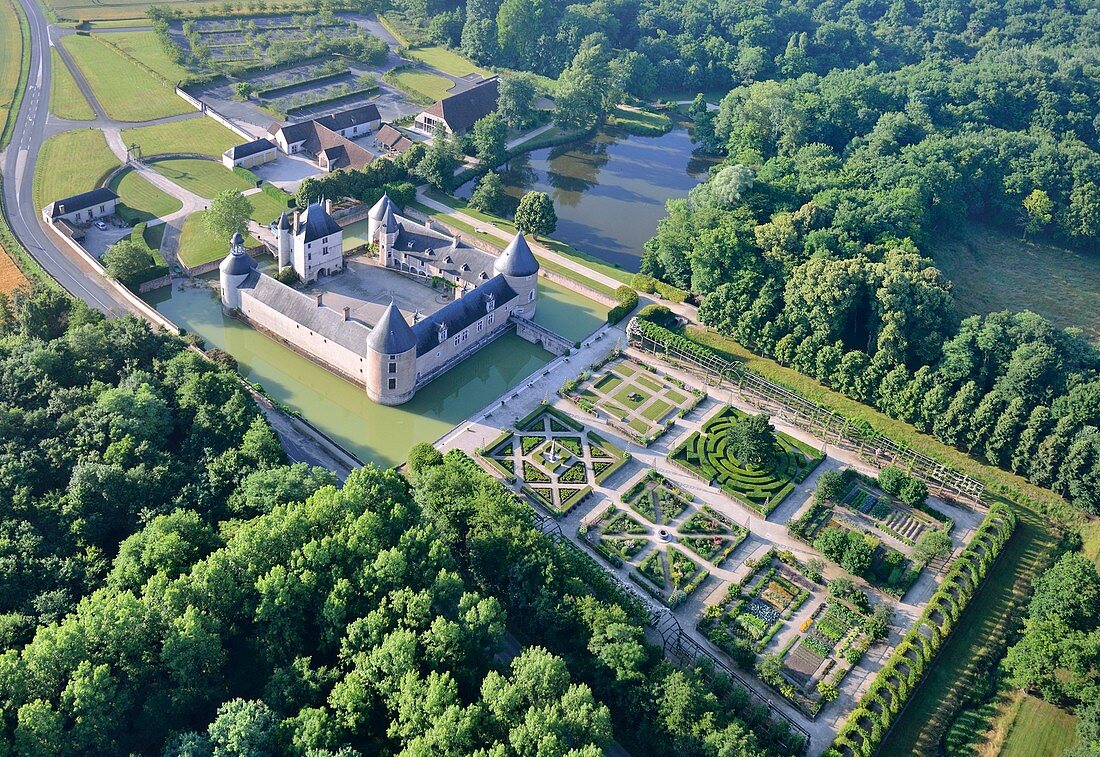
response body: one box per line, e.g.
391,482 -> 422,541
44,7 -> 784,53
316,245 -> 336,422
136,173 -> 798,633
93,220 -> 108,230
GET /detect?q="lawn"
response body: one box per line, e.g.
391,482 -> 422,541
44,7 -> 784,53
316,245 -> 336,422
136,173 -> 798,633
96,31 -> 190,83
177,211 -> 256,268
609,105 -> 672,136
49,48 -> 94,120
1000,696 -> 1078,757
246,188 -> 292,225
149,158 -> 252,199
107,167 -> 182,223
60,34 -> 192,121
1,0 -> 28,148
33,128 -> 120,209
383,67 -> 454,104
932,225 -> 1100,344
406,45 -> 490,78
120,117 -> 241,158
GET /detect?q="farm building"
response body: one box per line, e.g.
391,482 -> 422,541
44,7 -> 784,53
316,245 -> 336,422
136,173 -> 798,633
222,138 -> 278,169
414,77 -> 499,136
42,188 -> 119,226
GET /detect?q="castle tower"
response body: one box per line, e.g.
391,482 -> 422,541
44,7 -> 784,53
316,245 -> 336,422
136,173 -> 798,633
219,231 -> 254,311
367,192 -> 391,241
276,211 -> 292,269
494,231 -> 539,317
366,301 -> 418,405
377,203 -> 400,262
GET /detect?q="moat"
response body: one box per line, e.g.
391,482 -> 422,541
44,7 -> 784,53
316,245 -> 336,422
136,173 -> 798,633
457,125 -> 713,271
146,272 -> 606,467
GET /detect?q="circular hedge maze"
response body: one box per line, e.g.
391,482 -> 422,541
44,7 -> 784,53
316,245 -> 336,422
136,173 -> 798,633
671,407 -> 824,515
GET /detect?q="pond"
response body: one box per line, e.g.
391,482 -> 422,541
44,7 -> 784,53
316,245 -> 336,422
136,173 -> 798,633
457,125 -> 712,271
144,272 -> 605,467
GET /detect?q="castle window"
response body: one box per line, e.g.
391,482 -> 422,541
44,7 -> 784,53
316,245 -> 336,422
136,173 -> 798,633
388,362 -> 396,374
528,291 -> 534,302
454,336 -> 460,347
488,312 -> 494,325
388,378 -> 396,390
477,322 -> 483,333
389,354 -> 396,360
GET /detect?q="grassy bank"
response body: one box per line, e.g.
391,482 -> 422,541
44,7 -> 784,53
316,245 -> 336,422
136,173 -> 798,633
96,30 -> 189,83
60,33 -> 191,121
33,129 -> 121,210
609,105 -> 672,136
49,49 -> 95,120
0,178 -> 60,291
0,0 -> 30,149
178,211 -> 256,267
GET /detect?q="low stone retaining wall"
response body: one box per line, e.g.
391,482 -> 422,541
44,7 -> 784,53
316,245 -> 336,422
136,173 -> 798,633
138,274 -> 172,292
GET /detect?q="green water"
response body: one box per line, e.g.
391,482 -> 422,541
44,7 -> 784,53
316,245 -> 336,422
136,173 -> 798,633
145,274 -> 605,466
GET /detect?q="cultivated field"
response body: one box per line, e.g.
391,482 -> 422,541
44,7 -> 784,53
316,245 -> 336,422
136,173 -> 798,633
107,168 -> 182,223
0,244 -> 29,295
49,49 -> 95,120
149,158 -> 252,199
60,34 -> 192,121
120,117 -> 240,158
933,225 -> 1100,343
33,129 -> 120,209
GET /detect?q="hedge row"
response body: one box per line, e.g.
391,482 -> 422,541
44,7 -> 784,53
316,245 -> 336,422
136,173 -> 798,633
631,272 -> 689,303
608,285 -> 639,324
827,503 -> 1017,757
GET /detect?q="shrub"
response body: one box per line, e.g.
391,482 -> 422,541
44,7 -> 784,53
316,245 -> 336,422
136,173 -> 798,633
878,466 -> 908,495
607,285 -> 639,324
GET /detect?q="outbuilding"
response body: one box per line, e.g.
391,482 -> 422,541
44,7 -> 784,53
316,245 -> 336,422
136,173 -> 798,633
42,188 -> 119,226
222,138 -> 278,169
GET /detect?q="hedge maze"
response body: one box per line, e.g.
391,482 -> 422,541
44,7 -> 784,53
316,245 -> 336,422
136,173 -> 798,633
827,504 -> 1016,757
670,406 -> 824,515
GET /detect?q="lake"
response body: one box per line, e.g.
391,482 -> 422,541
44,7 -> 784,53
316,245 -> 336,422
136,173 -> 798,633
457,125 -> 712,271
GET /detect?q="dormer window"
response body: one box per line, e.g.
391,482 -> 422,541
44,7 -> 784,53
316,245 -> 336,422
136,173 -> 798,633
479,272 -> 488,280
444,255 -> 453,264
461,263 -> 470,271
485,293 -> 495,313
437,322 -> 448,342
425,248 -> 434,256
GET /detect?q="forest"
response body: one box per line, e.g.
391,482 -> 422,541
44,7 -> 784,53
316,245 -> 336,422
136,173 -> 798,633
0,292 -> 799,755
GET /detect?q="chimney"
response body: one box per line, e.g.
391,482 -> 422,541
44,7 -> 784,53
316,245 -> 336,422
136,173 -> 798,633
293,211 -> 300,234
315,292 -> 323,307
343,306 -> 350,321
453,233 -> 460,246
325,198 -> 333,214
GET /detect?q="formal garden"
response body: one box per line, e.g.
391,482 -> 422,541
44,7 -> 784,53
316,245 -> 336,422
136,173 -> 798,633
560,354 -> 705,445
479,404 -> 630,515
834,469 -> 952,549
669,405 -> 825,516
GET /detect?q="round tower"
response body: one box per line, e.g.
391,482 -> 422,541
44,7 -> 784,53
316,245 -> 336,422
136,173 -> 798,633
276,211 -> 292,269
219,231 -> 254,312
494,231 -> 540,317
366,301 -> 418,405
367,192 -> 391,242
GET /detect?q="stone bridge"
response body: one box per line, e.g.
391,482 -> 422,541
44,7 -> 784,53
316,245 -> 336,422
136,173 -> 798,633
512,315 -> 573,356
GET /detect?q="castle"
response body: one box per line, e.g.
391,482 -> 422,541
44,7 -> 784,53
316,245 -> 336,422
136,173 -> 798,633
220,195 -> 541,405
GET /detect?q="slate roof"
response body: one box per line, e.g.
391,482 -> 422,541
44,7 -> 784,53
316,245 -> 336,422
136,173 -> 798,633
220,244 -> 255,276
422,77 -> 499,134
242,271 -> 370,354
272,104 -> 381,145
296,202 -> 343,243
46,188 -> 119,218
495,232 -> 539,277
367,301 -> 417,354
311,124 -> 374,170
377,124 -> 414,154
389,211 -> 496,288
410,274 -> 517,357
368,193 -> 391,220
226,138 -> 276,160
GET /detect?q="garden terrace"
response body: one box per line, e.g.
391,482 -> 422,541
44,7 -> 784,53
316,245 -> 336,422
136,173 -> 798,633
669,405 -> 824,516
561,355 -> 705,445
700,550 -> 817,658
479,404 -> 630,515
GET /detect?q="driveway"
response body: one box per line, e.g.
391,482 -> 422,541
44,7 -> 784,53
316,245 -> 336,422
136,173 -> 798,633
251,153 -> 324,192
81,221 -> 133,259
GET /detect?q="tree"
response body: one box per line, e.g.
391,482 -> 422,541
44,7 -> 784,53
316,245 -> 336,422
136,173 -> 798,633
103,240 -> 153,284
1021,189 -> 1054,236
555,35 -> 613,131
471,112 -> 507,168
204,190 -> 253,241
514,191 -> 556,237
469,172 -> 507,215
912,528 -> 952,565
415,130 -> 460,192
407,443 -> 444,476
898,477 -> 928,508
726,413 -> 775,466
878,466 -> 908,495
864,604 -> 893,641
207,699 -> 284,755
234,82 -> 252,99
814,470 -> 847,503
496,73 -> 538,129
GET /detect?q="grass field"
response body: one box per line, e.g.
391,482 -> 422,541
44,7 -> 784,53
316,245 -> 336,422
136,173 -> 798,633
178,211 -> 233,267
609,105 -> 672,136
0,243 -> 29,295
96,31 -> 189,82
107,168 -> 182,222
933,225 -> 1100,343
49,49 -> 95,120
383,67 -> 454,105
60,34 -> 192,121
120,117 -> 239,158
1000,696 -> 1078,756
246,188 -> 292,225
1,0 -> 29,149
33,129 -> 121,209
406,46 -> 490,78
149,158 -> 252,199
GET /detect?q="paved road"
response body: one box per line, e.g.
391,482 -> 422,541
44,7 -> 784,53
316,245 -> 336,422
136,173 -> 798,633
0,0 -> 135,316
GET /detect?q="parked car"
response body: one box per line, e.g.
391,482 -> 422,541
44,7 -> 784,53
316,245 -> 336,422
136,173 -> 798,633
93,220 -> 108,230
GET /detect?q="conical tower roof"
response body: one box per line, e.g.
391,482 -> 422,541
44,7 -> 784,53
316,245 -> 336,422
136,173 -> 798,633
220,234 -> 254,276
277,211 -> 291,230
382,202 -> 399,234
495,231 -> 539,277
368,301 -> 416,354
368,192 -> 392,221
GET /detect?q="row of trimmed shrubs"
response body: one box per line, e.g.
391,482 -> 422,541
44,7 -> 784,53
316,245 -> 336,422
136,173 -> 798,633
631,272 -> 689,303
826,503 -> 1017,757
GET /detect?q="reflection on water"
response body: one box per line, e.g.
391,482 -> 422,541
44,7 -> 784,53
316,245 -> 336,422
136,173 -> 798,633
458,126 -> 712,271
145,272 -> 606,466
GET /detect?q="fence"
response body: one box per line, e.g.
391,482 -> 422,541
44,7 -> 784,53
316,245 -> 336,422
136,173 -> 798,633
173,87 -> 255,142
627,320 -> 986,506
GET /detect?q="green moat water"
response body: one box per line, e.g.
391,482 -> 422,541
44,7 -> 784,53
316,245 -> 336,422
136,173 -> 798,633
145,274 -> 605,467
